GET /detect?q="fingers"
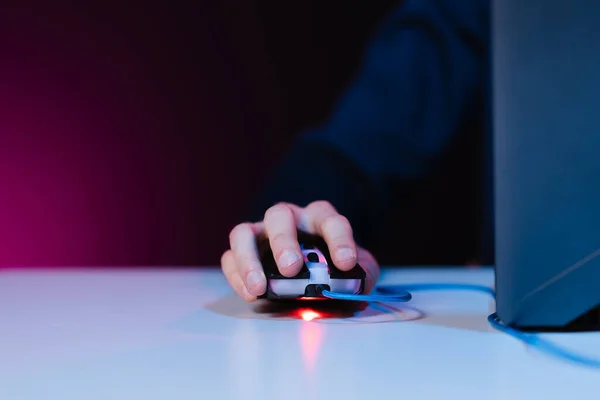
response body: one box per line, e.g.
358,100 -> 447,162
304,200 -> 358,271
224,200 -> 369,303
356,247 -> 380,294
220,250 -> 256,302
263,203 -> 304,277
228,222 -> 266,297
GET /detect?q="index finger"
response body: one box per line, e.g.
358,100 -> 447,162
263,203 -> 304,277
229,222 -> 267,296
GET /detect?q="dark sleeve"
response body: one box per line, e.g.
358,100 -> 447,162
248,0 -> 489,248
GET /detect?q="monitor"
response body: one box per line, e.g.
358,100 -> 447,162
494,0 -> 600,331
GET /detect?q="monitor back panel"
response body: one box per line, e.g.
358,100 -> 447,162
494,0 -> 600,328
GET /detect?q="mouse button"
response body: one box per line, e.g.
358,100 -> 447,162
327,264 -> 343,278
257,252 -> 277,276
262,262 -> 283,278
328,263 -> 366,279
346,264 -> 367,278
294,264 -> 311,279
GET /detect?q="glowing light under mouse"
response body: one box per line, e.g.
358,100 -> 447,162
300,310 -> 320,321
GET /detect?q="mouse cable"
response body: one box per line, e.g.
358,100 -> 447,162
375,283 -> 600,369
316,285 -> 412,302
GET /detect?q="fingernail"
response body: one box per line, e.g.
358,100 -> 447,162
335,247 -> 356,262
246,270 -> 263,289
279,250 -> 301,270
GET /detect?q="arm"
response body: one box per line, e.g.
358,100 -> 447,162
249,0 -> 489,248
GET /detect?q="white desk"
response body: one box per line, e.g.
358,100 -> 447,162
1,267 -> 599,400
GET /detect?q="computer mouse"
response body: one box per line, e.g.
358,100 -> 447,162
256,229 -> 366,300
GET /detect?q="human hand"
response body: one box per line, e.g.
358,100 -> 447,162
221,200 -> 380,302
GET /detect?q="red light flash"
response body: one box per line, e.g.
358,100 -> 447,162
300,309 -> 320,321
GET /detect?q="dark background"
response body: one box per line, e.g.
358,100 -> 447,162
0,1 -> 480,267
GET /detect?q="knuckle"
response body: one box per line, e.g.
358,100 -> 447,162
321,214 -> 352,234
229,222 -> 252,243
220,250 -> 236,272
220,250 -> 230,266
270,232 -> 291,247
307,200 -> 334,211
337,215 -> 352,229
265,203 -> 292,219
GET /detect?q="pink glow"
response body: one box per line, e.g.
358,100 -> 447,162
0,5 -> 178,266
299,314 -> 324,372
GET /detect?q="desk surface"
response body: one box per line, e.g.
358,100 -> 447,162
1,267 -> 599,400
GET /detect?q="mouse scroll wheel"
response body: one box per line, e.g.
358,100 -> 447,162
307,252 -> 319,263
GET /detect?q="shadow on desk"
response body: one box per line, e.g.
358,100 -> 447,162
201,293 -> 423,324
200,293 -> 493,332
